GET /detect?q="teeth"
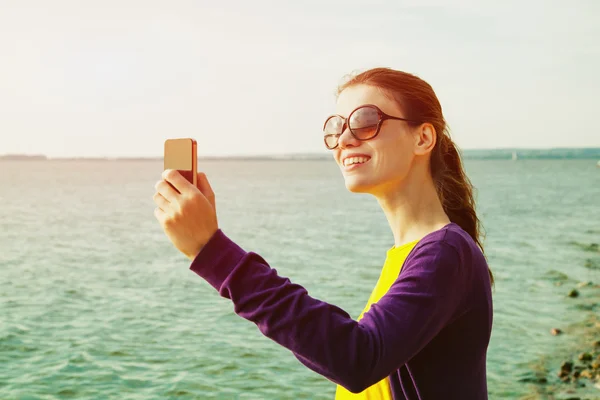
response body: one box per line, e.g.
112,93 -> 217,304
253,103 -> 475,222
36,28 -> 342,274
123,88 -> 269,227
344,157 -> 370,166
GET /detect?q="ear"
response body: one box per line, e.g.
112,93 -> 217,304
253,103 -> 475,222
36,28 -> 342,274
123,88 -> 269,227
413,123 -> 436,156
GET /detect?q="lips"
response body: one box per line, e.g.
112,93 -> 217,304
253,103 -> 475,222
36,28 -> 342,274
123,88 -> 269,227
341,154 -> 371,167
341,157 -> 371,171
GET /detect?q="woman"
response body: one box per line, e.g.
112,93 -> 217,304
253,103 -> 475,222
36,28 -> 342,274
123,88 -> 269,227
153,67 -> 494,399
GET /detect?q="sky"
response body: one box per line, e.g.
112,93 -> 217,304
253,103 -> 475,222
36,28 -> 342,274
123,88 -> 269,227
1,0 -> 599,158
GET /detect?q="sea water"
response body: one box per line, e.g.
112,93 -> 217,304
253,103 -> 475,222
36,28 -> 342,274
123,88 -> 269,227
1,159 -> 599,399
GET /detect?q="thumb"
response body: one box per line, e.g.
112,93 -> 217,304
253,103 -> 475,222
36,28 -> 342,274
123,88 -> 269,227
196,172 -> 216,209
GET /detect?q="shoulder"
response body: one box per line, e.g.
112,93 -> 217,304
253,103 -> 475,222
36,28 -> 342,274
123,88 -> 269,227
402,223 -> 483,278
412,223 -> 479,261
391,225 -> 476,304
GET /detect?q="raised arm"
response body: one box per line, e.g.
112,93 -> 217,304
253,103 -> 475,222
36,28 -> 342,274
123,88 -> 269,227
189,229 -> 467,393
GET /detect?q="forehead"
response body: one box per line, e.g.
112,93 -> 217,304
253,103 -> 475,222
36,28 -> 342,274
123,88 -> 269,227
336,84 -> 402,117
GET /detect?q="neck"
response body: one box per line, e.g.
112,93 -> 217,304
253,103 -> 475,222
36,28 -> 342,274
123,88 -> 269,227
375,164 -> 450,248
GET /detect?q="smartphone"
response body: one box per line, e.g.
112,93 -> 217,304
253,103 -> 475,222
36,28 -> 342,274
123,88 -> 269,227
164,138 -> 197,190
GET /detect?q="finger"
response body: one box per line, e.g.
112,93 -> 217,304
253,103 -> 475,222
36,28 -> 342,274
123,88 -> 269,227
154,206 -> 168,224
155,178 -> 180,203
196,172 -> 216,208
152,192 -> 173,215
162,169 -> 190,195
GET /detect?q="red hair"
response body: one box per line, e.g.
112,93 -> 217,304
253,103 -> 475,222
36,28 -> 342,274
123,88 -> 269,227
338,67 -> 493,285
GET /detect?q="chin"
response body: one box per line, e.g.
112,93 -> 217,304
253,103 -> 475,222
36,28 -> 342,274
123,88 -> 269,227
344,177 -> 376,194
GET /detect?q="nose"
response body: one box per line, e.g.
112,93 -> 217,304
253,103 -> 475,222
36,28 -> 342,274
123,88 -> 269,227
337,125 -> 359,149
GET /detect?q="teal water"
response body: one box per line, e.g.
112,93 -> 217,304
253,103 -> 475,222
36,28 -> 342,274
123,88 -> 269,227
1,159 -> 599,399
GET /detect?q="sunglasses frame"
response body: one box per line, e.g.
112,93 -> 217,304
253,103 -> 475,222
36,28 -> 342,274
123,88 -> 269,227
323,104 -> 422,150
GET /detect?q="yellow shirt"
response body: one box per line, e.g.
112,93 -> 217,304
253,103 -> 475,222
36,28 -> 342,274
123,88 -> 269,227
335,239 -> 420,400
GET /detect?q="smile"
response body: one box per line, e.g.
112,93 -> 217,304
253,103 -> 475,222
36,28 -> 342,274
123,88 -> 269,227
342,156 -> 371,170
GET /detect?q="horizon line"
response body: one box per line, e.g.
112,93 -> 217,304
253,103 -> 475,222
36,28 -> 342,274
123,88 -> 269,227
2,146 -> 600,160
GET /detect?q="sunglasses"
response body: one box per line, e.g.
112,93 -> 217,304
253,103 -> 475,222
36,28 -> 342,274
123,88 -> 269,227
323,104 -> 421,150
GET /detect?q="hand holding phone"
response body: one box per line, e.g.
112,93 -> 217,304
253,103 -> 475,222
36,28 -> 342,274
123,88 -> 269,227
155,137 -> 218,260
164,138 -> 197,189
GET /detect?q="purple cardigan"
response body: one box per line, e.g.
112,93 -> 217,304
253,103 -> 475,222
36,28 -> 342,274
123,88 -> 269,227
189,222 -> 493,399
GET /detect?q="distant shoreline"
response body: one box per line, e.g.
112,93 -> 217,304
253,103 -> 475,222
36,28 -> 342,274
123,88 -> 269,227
1,148 -> 600,161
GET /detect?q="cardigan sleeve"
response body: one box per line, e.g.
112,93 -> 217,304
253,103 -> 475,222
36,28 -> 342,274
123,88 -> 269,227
189,229 -> 467,393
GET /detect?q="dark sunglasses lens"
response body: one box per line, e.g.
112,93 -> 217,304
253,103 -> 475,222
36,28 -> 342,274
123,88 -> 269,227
324,135 -> 339,149
324,116 -> 343,135
324,116 -> 343,148
350,107 -> 380,139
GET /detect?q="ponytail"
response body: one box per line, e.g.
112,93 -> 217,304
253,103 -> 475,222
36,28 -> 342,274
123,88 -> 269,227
433,134 -> 493,285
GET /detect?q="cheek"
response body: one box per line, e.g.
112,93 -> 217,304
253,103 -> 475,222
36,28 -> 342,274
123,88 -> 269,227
383,156 -> 410,175
377,147 -> 413,180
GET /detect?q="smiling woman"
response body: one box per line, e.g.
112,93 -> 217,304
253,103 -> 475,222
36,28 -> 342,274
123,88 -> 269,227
154,67 -> 494,400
